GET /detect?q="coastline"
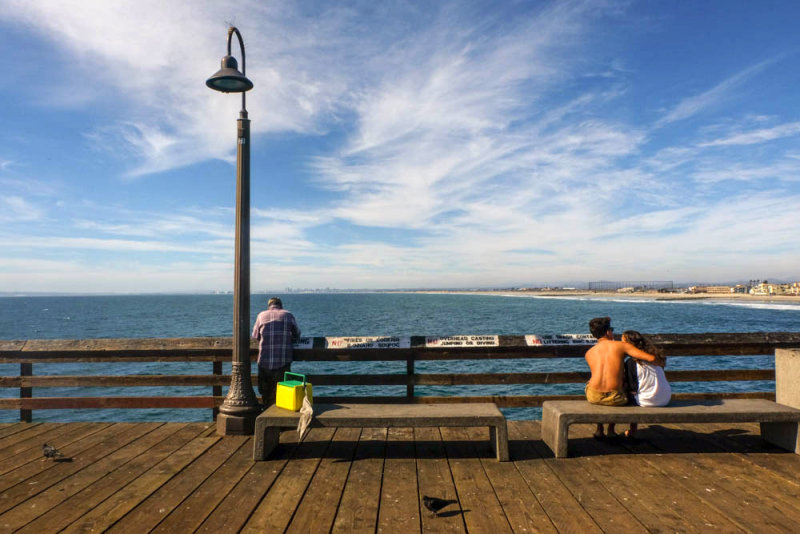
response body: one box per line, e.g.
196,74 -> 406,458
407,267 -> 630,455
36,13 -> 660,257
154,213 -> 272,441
413,289 -> 800,304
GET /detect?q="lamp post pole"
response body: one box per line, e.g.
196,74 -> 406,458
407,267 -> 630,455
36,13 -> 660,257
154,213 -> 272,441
207,27 -> 260,435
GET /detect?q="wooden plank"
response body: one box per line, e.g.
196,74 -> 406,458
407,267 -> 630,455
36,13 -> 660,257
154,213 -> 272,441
0,368 -> 774,389
0,423 -> 113,486
629,424 -> 800,530
377,427 -> 421,534
0,423 -> 102,471
0,423 -> 159,514
331,427 -> 387,533
645,423 -> 800,517
0,392 -> 777,412
474,427 -> 558,534
0,422 -> 103,477
1,332 -> 798,364
0,423 -> 42,440
151,436 -> 254,534
565,423 -> 745,532
0,340 -> 25,352
508,422 -> 602,533
414,426 -> 465,533
286,427 -> 361,533
15,424 -> 208,534
413,369 -> 772,385
195,430 -> 302,533
0,423 -> 176,532
439,426 -> 512,533
106,435 -> 248,533
241,427 -> 337,533
59,435 -> 220,533
1,375 -> 231,387
0,396 -> 216,409
518,423 -> 649,533
0,422 -> 64,454
675,422 -> 800,486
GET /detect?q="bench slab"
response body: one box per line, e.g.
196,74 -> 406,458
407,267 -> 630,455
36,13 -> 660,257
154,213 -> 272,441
542,399 -> 800,458
254,402 -> 509,461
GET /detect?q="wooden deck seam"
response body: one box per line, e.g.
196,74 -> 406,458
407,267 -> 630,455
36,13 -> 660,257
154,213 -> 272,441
509,421 -> 606,532
327,427 -> 364,533
105,433 -> 248,533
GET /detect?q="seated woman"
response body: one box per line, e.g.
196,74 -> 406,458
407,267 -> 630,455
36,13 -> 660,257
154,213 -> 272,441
622,330 -> 671,438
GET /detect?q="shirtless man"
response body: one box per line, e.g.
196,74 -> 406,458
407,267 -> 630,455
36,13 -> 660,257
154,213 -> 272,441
585,316 -> 661,438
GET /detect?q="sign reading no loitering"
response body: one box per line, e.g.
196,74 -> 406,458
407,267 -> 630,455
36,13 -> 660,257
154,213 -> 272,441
525,334 -> 595,346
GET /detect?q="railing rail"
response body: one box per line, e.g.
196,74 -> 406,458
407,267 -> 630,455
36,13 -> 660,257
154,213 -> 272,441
2,332 -> 799,421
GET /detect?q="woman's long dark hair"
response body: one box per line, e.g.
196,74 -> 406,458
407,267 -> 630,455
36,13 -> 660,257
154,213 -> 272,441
622,330 -> 666,366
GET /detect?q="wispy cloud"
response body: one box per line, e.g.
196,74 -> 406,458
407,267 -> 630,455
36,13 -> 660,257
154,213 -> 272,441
656,58 -> 777,127
0,196 -> 45,222
698,121 -> 800,147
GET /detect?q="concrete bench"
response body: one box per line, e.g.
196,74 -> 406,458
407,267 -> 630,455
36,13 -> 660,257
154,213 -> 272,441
541,398 -> 800,458
253,402 -> 509,461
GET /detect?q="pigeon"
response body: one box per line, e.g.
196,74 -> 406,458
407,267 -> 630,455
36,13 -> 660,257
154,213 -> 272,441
42,443 -> 64,459
423,495 -> 458,516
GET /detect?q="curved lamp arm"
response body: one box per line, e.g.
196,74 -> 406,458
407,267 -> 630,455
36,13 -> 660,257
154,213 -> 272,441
227,27 -> 248,112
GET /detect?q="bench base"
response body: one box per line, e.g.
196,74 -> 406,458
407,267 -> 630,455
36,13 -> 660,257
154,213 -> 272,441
254,402 -> 509,462
542,399 -> 800,458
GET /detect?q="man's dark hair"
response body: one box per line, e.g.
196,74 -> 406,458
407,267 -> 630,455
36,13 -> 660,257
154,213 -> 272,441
267,297 -> 283,309
589,316 -> 612,339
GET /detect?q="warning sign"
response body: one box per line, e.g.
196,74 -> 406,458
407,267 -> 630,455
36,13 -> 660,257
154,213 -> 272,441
325,336 -> 411,349
292,337 -> 314,349
425,335 -> 499,348
525,334 -> 595,346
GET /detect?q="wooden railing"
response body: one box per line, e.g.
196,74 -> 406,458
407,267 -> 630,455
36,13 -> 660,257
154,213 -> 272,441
2,332 -> 799,422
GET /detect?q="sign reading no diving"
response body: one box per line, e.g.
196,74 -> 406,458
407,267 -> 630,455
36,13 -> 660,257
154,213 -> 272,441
425,335 -> 499,348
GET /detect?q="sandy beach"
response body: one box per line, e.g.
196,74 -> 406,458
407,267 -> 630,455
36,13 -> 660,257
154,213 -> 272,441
415,289 -> 800,303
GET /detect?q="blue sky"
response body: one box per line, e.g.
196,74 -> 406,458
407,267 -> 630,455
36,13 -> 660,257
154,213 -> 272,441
1,1 -> 799,293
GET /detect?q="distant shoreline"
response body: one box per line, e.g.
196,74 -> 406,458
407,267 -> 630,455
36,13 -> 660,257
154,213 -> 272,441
412,289 -> 800,303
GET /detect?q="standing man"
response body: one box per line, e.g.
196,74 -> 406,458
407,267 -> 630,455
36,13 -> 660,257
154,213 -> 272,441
251,297 -> 301,406
585,316 -> 660,439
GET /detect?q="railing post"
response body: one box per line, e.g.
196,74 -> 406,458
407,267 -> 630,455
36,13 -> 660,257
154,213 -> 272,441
20,362 -> 32,423
212,361 -> 223,420
406,355 -> 414,400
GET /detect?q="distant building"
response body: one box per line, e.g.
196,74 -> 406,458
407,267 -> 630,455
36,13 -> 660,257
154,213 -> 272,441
689,285 -> 733,294
749,282 -> 797,296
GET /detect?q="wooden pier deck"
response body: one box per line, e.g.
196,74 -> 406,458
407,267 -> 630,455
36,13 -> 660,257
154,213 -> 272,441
1,421 -> 799,533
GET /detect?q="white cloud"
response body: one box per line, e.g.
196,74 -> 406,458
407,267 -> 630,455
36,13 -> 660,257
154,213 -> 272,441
0,196 -> 44,222
698,121 -> 800,147
657,58 -> 776,127
693,160 -> 800,184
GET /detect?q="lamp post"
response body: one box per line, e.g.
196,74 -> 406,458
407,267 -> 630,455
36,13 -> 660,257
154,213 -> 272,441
207,26 -> 260,435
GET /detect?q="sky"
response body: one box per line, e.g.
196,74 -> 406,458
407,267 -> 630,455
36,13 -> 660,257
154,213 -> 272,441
1,0 -> 799,293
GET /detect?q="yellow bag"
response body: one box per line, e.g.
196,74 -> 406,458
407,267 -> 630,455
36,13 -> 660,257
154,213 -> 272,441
276,372 -> 313,411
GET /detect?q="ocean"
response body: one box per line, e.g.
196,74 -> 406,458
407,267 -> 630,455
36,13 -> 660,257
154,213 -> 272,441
1,292 -> 799,422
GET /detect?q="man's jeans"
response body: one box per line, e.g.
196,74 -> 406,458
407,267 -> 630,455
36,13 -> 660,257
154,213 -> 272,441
258,363 -> 291,407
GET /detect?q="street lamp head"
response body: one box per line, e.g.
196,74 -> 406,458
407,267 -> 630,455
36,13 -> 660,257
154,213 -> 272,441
206,55 -> 253,93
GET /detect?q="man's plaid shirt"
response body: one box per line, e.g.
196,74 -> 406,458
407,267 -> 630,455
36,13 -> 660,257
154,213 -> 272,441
251,305 -> 301,370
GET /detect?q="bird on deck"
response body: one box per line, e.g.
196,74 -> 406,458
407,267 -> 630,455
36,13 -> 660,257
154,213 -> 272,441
42,443 -> 64,459
422,495 -> 458,516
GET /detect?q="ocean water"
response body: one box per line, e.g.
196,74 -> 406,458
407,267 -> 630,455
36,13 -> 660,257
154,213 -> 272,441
1,292 -> 799,422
